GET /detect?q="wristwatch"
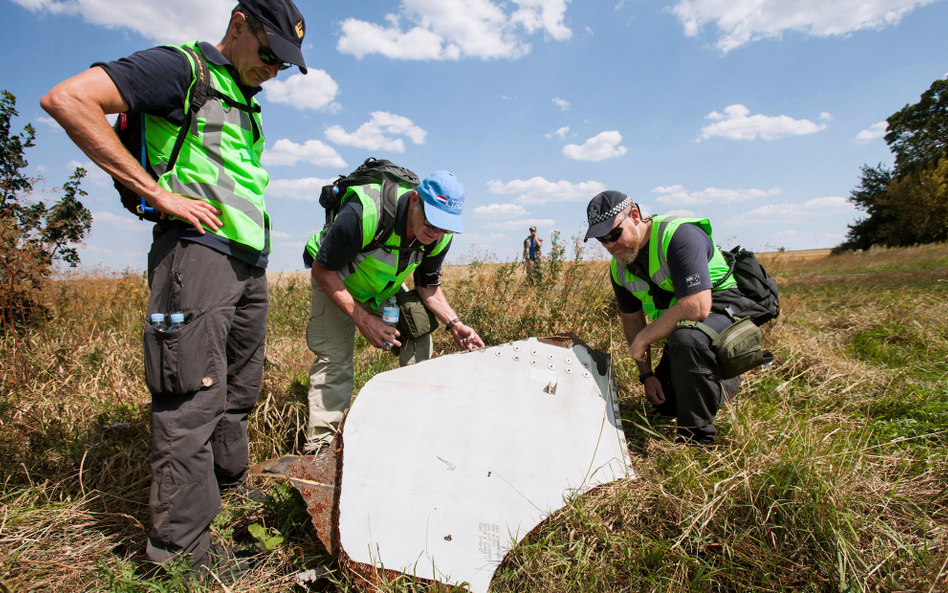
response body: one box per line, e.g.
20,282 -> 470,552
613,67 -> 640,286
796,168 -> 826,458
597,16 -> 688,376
445,318 -> 461,332
638,371 -> 655,384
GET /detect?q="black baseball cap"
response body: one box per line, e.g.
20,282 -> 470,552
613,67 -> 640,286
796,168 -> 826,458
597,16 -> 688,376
239,0 -> 308,74
584,191 -> 635,242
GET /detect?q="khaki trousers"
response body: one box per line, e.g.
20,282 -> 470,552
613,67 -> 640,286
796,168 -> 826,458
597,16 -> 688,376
305,278 -> 432,451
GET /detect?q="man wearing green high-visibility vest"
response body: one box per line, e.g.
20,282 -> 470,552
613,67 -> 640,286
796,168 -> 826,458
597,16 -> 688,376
584,191 -> 748,445
300,171 -> 485,454
42,0 -> 308,577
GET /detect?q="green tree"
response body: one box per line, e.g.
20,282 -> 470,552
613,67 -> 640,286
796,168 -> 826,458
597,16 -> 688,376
881,157 -> 948,245
0,90 -> 92,330
839,77 -> 948,251
835,164 -> 892,252
885,78 -> 948,177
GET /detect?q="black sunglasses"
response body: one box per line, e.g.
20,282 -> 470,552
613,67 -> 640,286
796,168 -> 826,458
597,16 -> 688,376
596,211 -> 630,244
254,32 -> 291,71
419,201 -> 450,234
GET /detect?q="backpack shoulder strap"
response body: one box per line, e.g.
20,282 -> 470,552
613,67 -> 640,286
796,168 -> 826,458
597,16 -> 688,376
167,46 -> 213,171
366,179 -> 401,252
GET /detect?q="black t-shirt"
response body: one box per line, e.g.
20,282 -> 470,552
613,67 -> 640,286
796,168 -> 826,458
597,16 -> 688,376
304,191 -> 450,288
612,222 -> 716,314
98,42 -> 270,269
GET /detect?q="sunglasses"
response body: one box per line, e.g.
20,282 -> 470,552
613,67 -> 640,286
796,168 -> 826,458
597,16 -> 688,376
596,211 -> 630,244
254,32 -> 290,71
419,202 -> 450,234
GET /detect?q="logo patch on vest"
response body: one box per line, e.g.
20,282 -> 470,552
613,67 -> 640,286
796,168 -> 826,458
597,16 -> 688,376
685,273 -> 701,288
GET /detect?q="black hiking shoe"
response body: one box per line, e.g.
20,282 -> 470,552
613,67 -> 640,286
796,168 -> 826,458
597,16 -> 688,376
201,544 -> 256,585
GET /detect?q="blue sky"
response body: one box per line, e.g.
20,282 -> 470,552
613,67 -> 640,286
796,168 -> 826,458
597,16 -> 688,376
4,0 -> 947,272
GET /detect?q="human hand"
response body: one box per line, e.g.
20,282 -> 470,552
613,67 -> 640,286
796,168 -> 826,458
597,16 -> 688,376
149,189 -> 223,234
452,322 -> 484,350
630,335 -> 650,362
644,376 -> 665,405
356,314 -> 401,350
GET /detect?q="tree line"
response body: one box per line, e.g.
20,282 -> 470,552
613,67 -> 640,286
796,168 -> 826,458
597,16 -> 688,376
837,78 -> 948,252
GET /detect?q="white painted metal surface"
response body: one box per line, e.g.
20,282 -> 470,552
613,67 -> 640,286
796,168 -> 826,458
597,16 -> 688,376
339,338 -> 634,592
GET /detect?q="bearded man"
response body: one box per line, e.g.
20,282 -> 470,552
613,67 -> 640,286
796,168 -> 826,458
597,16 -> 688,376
584,191 -> 744,444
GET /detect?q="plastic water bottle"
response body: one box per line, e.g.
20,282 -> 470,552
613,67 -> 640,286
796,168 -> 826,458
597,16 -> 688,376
149,313 -> 167,331
381,297 -> 399,348
168,312 -> 185,332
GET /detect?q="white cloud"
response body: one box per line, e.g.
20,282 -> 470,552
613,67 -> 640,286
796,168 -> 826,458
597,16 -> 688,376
486,218 -> 556,230
12,0 -> 233,45
552,97 -> 570,111
271,231 -> 291,239
91,210 -> 151,234
35,165 -> 49,172
267,177 -> 337,201
819,112 -> 832,121
652,185 -> 781,206
488,177 -> 607,205
263,71 -> 341,112
262,139 -> 347,168
563,131 -> 627,161
585,26 -> 594,35
727,196 -> 853,226
545,126 -> 570,139
615,0 -> 626,8
68,159 -> 110,186
473,203 -> 527,216
698,104 -> 826,141
652,184 -> 781,206
336,0 -> 571,61
671,0 -> 939,53
325,111 -> 426,153
36,116 -> 62,130
664,209 -> 698,218
853,121 -> 888,144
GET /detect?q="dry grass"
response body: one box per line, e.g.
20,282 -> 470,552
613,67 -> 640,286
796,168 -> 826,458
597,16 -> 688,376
1,244 -> 947,592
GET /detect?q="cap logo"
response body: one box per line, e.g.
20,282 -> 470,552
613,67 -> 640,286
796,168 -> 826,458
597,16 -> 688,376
588,197 -> 633,225
435,194 -> 448,204
295,20 -> 304,38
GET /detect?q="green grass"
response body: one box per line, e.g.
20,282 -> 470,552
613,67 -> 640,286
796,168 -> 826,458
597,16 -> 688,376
1,244 -> 947,591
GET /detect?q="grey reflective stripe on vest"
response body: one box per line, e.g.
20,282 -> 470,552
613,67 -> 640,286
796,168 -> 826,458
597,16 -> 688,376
651,217 -> 679,286
155,101 -> 265,229
622,279 -> 650,293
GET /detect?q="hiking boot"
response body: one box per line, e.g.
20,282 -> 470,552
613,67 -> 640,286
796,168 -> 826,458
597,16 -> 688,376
232,483 -> 267,502
201,543 -> 256,585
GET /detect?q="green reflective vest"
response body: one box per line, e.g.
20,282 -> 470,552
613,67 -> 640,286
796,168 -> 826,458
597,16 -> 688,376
145,41 -> 269,251
305,184 -> 452,308
611,216 -> 736,321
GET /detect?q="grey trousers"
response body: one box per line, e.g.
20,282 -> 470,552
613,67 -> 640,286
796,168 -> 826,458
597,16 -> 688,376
305,278 -> 432,451
654,313 -> 741,444
144,231 -> 268,569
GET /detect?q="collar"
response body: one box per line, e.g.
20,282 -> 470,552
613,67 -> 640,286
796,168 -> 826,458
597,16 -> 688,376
197,41 -> 263,98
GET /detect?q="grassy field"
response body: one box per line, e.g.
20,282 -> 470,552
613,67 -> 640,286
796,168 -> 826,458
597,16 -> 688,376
1,242 -> 947,592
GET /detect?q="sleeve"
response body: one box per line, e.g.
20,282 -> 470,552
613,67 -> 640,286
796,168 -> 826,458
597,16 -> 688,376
96,46 -> 192,125
414,235 -> 453,287
314,201 -> 365,272
612,274 -> 643,314
666,223 -> 715,300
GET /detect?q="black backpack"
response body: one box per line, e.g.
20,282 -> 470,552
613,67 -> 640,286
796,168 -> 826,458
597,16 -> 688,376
111,46 -> 259,222
717,246 -> 780,326
319,158 -> 420,252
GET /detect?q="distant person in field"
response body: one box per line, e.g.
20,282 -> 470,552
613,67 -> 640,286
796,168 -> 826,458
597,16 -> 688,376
297,170 -> 485,455
585,191 -> 747,444
522,225 -> 543,284
41,0 -> 309,576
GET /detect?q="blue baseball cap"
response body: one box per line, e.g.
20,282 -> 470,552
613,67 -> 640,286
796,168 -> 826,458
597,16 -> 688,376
418,171 -> 465,233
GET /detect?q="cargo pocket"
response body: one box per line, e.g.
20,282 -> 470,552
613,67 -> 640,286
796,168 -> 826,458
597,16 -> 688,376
143,309 -> 227,396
